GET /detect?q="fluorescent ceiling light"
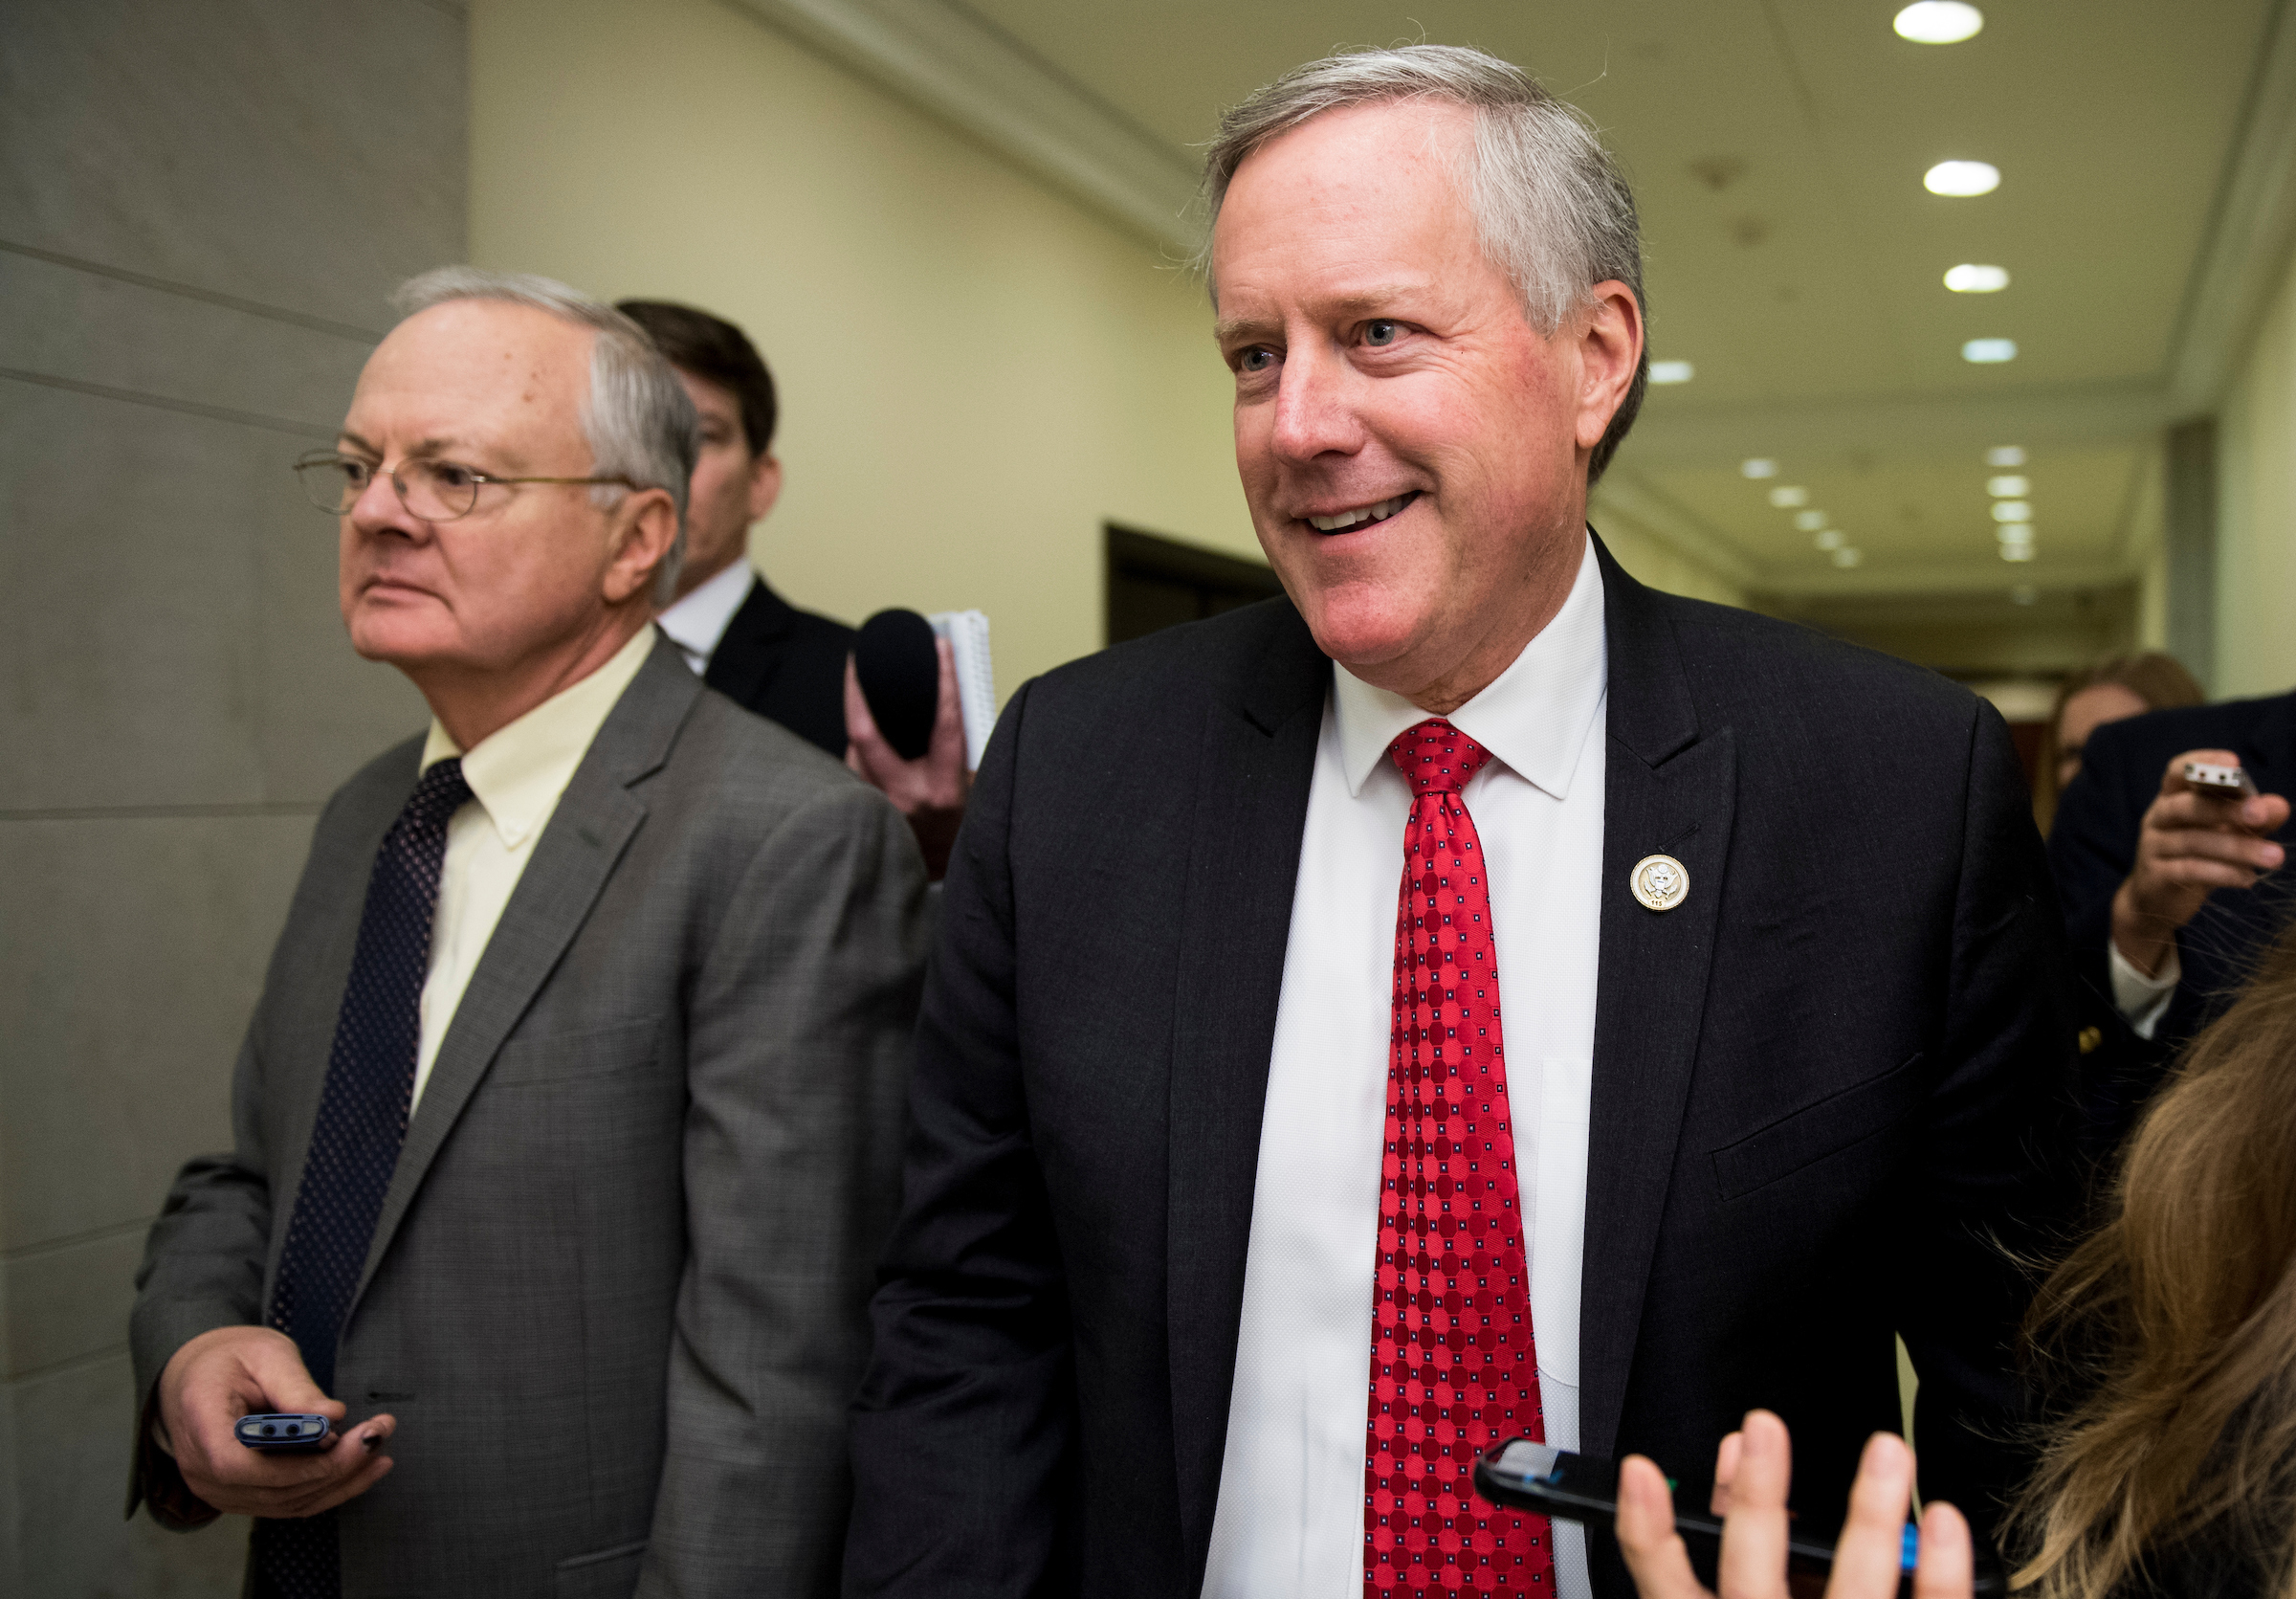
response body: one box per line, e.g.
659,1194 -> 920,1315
1895,2 -> 1983,44
1986,445 -> 2026,467
1926,161 -> 2000,197
1963,338 -> 2018,363
1769,485 -> 1810,507
1998,524 -> 2034,544
1992,500 -> 2031,522
1944,263 -> 2010,293
1649,360 -> 1694,384
1987,475 -> 2030,497
1794,510 -> 1828,531
1815,530 -> 1846,551
1831,547 -> 1865,568
1741,457 -> 1778,478
2001,544 -> 2036,562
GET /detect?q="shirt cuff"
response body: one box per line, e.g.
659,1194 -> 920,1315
2108,939 -> 2181,1040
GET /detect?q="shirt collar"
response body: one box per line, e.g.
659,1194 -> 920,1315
1332,532 -> 1608,800
654,559 -> 754,672
418,623 -> 657,849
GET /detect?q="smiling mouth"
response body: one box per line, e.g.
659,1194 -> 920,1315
1304,492 -> 1418,534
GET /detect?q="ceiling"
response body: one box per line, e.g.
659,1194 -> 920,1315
744,0 -> 2293,623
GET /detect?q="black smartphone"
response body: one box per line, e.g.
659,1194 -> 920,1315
1472,1438 -> 2005,1597
235,1412 -> 333,1452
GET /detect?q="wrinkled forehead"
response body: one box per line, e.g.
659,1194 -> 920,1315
351,299 -> 593,460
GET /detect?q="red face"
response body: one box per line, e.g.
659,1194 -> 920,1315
336,300 -> 661,685
1211,100 -> 1642,709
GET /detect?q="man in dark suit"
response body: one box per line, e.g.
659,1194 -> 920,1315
2047,690 -> 2293,1148
616,299 -> 969,877
129,269 -> 926,1595
845,46 -> 2071,1599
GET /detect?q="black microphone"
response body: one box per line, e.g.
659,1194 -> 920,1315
853,609 -> 940,761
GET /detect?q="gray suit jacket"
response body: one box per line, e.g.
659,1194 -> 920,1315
128,634 -> 928,1598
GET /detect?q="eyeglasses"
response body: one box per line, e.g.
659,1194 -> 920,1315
293,451 -> 642,522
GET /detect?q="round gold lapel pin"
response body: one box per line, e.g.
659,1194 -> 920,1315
1630,854 -> 1689,912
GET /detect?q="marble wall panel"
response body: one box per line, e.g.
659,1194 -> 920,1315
0,814 -> 313,1255
0,0 -> 466,333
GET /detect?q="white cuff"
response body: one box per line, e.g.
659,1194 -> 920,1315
2108,939 -> 2181,1041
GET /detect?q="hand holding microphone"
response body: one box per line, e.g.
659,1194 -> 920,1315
846,608 -> 972,879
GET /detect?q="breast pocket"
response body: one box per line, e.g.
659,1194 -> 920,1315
490,1017 -> 662,1088
1533,1056 -> 1589,1388
1709,1051 -> 1928,1203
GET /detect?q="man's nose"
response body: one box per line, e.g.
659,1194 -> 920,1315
1269,344 -> 1363,464
347,467 -> 421,537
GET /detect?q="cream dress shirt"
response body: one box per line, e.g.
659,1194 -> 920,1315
655,558 -> 753,676
1202,536 -> 1608,1599
408,623 -> 654,1111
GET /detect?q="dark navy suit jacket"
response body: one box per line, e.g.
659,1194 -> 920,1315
2046,689 -> 2296,1150
704,577 -> 855,759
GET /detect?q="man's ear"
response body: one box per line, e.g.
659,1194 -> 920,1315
746,454 -> 783,524
602,487 -> 681,606
1574,281 -> 1644,453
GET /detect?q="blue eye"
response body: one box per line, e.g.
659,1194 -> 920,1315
1364,320 -> 1401,346
1239,348 -> 1277,373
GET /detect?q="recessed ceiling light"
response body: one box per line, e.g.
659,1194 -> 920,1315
1992,500 -> 2031,522
1832,547 -> 1865,568
1986,445 -> 2026,467
1894,2 -> 1983,44
1769,485 -> 1810,507
1963,338 -> 2018,363
1816,530 -> 1846,550
1998,523 -> 2034,544
1944,263 -> 2010,293
1741,457 -> 1779,478
2001,544 -> 2036,562
1649,360 -> 1694,384
1794,509 -> 1829,531
1987,475 -> 2030,497
1926,161 -> 2000,197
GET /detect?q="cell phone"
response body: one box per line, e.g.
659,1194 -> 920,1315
235,1412 -> 333,1452
1472,1439 -> 2005,1597
2183,760 -> 2260,802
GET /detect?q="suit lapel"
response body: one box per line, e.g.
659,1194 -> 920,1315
1167,604 -> 1327,1584
349,637 -> 701,1313
1576,537 -> 1737,1463
702,577 -> 796,710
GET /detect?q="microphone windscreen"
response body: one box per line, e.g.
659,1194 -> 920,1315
854,608 -> 940,761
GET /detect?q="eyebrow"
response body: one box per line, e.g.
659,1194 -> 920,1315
334,431 -> 472,457
1212,283 -> 1430,346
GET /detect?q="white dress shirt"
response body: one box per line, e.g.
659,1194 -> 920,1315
655,558 -> 754,676
410,623 -> 655,1110
2108,940 -> 2180,1038
1202,536 -> 1608,1599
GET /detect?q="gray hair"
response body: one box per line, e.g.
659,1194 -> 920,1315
390,267 -> 699,604
1200,45 -> 1647,482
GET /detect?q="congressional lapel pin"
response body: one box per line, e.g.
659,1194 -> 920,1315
1629,854 -> 1689,912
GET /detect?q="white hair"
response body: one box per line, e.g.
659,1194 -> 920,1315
390,267 -> 699,604
1200,45 -> 1648,481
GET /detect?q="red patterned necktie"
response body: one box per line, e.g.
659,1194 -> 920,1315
1365,719 -> 1552,1594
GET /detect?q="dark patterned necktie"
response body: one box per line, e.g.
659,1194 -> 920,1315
1364,721 -> 1552,1595
254,757 -> 471,1598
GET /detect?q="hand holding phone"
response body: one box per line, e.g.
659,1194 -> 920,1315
2181,760 -> 2260,804
235,1412 -> 334,1452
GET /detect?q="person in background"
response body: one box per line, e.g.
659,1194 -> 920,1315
846,44 -> 2073,1599
2048,664 -> 2291,1151
128,270 -> 924,1596
1617,919 -> 2296,1599
616,299 -> 967,876
2033,651 -> 2203,833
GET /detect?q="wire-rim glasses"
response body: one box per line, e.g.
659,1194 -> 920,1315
293,451 -> 642,522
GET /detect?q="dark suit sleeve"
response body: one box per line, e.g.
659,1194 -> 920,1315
640,781 -> 928,1598
1893,703 -> 2079,1541
845,682 -> 1078,1598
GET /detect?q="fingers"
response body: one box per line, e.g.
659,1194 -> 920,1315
240,1335 -> 343,1420
1716,1411 -> 1793,1599
1910,1501 -> 1974,1599
1824,1433 -> 1915,1599
1711,1431 -> 1743,1517
1616,1455 -> 1713,1599
181,1413 -> 398,1519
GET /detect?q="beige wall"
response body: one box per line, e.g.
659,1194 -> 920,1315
2217,237 -> 2296,698
471,0 -> 1748,703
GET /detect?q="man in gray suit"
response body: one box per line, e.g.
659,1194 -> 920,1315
127,269 -> 926,1596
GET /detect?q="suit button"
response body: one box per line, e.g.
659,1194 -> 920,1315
2076,1026 -> 2102,1055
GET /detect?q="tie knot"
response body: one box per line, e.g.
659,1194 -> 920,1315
407,757 -> 474,831
1387,719 -> 1491,798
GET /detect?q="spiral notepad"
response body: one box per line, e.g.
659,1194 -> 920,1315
928,610 -> 996,771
